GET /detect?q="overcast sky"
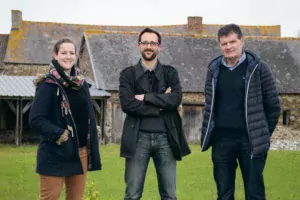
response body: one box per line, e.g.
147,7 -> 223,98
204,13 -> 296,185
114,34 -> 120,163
0,0 -> 299,37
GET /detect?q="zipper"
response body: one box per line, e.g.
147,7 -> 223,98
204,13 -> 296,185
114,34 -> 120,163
245,64 -> 259,159
202,77 -> 215,151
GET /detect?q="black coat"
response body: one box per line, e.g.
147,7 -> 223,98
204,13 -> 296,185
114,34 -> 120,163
201,51 -> 281,156
119,61 -> 191,160
29,77 -> 101,176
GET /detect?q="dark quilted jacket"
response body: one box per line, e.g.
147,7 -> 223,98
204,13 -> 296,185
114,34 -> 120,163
201,50 -> 281,156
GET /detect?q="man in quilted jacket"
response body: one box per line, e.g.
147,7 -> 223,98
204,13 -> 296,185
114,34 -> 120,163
201,24 -> 281,200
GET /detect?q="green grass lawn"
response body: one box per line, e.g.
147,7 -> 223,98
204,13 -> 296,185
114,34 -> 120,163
0,144 -> 299,200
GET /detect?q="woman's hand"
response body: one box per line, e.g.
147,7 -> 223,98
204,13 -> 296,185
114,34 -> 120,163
56,130 -> 69,145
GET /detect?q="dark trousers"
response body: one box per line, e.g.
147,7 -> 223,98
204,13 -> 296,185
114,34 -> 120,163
211,129 -> 267,200
124,131 -> 176,200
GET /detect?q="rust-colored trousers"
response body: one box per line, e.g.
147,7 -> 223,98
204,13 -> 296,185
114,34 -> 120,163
39,146 -> 88,200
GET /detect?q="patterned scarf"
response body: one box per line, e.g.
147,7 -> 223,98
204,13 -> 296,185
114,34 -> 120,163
32,60 -> 94,169
49,59 -> 85,90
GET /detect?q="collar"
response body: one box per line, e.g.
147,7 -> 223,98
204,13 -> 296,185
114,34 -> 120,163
140,59 -> 158,72
221,52 -> 246,71
135,59 -> 162,80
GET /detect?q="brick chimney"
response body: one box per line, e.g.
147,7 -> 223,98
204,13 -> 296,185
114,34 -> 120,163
187,16 -> 203,32
11,10 -> 22,31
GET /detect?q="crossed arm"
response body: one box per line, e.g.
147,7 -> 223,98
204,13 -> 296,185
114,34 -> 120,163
119,70 -> 160,117
140,69 -> 182,111
118,68 -> 182,117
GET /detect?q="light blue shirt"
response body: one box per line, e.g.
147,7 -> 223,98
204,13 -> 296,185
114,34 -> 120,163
221,52 -> 246,71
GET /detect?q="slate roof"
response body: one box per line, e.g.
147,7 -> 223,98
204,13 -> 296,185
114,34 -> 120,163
82,31 -> 300,94
202,24 -> 280,37
3,19 -> 280,64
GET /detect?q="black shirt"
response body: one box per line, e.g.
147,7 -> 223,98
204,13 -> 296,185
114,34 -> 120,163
64,87 -> 89,147
139,70 -> 167,133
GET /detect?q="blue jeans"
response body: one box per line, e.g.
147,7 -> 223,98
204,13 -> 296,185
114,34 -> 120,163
124,131 -> 177,200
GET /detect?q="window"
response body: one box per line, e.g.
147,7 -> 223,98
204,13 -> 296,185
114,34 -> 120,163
282,110 -> 290,126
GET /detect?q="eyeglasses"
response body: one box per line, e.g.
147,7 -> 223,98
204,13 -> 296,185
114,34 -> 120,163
139,41 -> 160,47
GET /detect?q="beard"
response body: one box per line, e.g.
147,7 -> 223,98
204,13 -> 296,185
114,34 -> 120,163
141,49 -> 157,61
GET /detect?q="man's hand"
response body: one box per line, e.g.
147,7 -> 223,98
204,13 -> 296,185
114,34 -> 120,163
135,87 -> 171,102
165,87 -> 171,94
135,94 -> 145,101
158,87 -> 172,112
56,130 -> 69,145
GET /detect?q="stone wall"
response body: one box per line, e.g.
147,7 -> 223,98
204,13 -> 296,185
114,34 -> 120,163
1,64 -> 49,76
279,94 -> 300,130
271,125 -> 300,150
99,92 -> 116,144
102,91 -> 300,145
104,101 -> 113,144
272,125 -> 300,141
182,92 -> 205,104
182,93 -> 300,131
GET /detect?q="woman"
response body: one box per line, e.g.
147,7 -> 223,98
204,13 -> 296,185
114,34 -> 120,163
29,38 -> 101,200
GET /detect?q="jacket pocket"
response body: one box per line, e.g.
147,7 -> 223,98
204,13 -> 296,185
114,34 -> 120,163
46,138 -> 76,162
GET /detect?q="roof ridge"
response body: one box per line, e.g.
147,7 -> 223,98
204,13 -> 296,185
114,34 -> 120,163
84,30 -> 216,38
23,20 -> 281,28
22,20 -> 186,28
245,36 -> 300,41
204,24 -> 280,27
84,30 -> 300,41
23,20 -> 101,27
